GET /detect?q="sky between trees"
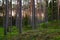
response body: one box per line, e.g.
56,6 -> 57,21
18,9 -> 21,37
0,0 -> 51,6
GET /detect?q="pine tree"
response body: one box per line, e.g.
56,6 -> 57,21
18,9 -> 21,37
32,0 -> 36,29
4,0 -> 9,35
19,0 -> 22,33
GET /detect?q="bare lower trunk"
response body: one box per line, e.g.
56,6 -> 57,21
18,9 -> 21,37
9,0 -> 12,33
4,0 -> 9,35
19,0 -> 22,33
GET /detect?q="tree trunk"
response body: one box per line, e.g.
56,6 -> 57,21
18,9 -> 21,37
32,0 -> 36,29
4,0 -> 9,35
19,0 -> 22,33
57,0 -> 59,25
9,0 -> 12,33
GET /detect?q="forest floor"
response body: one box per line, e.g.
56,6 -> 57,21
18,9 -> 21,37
0,20 -> 60,40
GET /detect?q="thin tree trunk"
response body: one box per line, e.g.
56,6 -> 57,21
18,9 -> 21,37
3,0 -> 5,35
32,0 -> 36,29
52,0 -> 53,21
16,0 -> 18,29
4,0 -> 9,35
36,0 -> 39,24
19,0 -> 22,33
57,0 -> 59,25
43,0 -> 46,22
9,0 -> 12,33
44,0 -> 48,28
57,0 -> 59,21
39,0 -> 42,22
28,0 -> 31,26
40,0 -> 42,13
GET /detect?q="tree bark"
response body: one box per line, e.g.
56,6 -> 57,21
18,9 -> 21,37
19,0 -> 22,33
32,0 -> 36,29
9,0 -> 12,33
4,0 -> 9,35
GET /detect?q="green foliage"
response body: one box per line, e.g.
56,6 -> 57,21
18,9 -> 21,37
0,30 -> 59,40
12,17 -> 16,26
0,21 -> 60,40
37,20 -> 60,29
47,0 -> 58,21
22,15 -> 29,26
0,17 -> 3,26
47,3 -> 52,21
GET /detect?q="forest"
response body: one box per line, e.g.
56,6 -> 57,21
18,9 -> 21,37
0,0 -> 60,40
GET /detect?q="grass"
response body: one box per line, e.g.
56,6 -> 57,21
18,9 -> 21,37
0,20 -> 60,40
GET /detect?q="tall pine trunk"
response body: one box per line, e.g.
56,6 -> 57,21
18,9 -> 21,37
19,0 -> 22,33
57,0 -> 59,25
4,0 -> 9,35
9,0 -> 12,33
32,0 -> 36,29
